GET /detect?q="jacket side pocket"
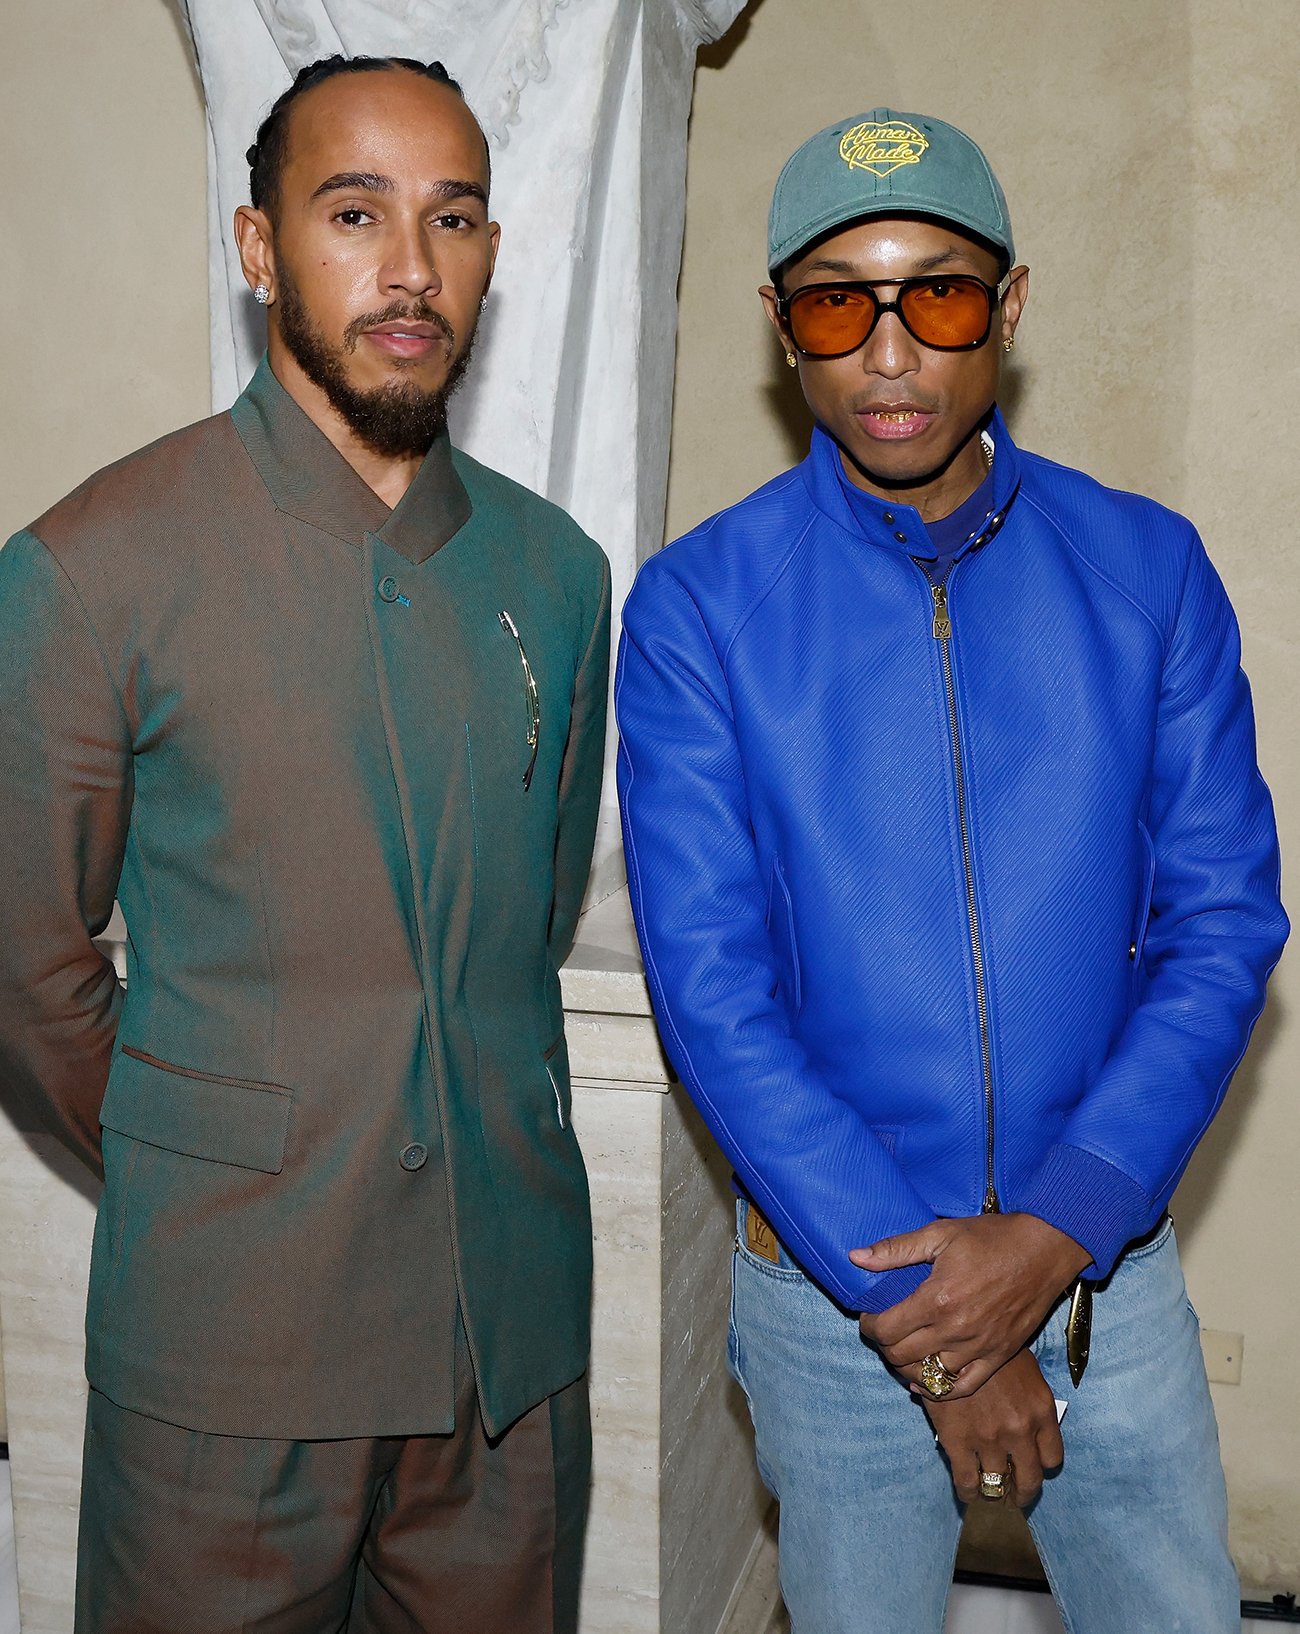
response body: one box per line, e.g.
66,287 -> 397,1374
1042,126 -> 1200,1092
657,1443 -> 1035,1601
1130,820 -> 1157,993
765,857 -> 803,1012
544,1033 -> 572,1129
103,1047 -> 292,1174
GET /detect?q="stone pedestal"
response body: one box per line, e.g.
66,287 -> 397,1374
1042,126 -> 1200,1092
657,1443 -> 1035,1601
0,890 -> 766,1633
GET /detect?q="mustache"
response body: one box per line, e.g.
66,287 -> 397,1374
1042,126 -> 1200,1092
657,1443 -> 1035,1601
343,301 -> 456,352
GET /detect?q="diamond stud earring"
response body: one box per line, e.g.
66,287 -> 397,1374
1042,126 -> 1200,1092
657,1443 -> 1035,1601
254,284 -> 270,305
785,351 -> 797,368
1003,336 -> 1015,353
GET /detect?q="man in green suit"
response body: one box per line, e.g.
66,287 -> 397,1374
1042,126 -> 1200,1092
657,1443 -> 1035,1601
0,54 -> 609,1633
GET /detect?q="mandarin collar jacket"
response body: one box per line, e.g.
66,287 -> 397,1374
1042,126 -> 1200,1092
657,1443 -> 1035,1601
0,358 -> 611,1440
232,356 -> 472,562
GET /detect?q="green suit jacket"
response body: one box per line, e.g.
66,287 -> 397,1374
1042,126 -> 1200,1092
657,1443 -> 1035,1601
0,360 -> 610,1439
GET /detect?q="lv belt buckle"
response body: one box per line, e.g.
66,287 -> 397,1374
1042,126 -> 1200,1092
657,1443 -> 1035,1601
745,1203 -> 781,1264
1065,1277 -> 1093,1387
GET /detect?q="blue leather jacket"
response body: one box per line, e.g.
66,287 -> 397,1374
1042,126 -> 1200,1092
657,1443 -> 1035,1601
617,412 -> 1287,1313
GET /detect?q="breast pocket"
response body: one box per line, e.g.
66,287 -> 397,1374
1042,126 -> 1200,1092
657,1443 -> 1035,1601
103,1047 -> 293,1174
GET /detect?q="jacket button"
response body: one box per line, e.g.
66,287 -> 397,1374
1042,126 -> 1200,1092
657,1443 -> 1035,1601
378,576 -> 401,603
894,532 -> 908,544
400,1142 -> 428,1171
1128,943 -> 1138,961
882,512 -> 896,524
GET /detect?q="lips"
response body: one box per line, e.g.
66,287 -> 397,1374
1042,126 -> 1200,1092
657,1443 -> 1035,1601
855,404 -> 937,441
361,320 -> 447,361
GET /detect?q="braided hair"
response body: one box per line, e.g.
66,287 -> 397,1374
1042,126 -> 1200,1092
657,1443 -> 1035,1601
246,55 -> 470,217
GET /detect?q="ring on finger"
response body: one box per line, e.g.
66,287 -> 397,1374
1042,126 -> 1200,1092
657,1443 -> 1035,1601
919,1353 -> 959,1399
978,1468 -> 1008,1502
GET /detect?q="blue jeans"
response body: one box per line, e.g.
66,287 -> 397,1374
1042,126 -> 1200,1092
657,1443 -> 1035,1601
728,1200 -> 1238,1634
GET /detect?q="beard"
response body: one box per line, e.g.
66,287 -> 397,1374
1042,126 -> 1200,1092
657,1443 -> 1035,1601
275,269 -> 476,460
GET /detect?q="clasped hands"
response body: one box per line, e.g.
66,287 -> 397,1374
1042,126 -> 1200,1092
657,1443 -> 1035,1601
851,1212 -> 1091,1506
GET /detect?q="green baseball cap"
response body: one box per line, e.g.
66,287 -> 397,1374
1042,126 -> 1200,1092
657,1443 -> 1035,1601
768,109 -> 1014,273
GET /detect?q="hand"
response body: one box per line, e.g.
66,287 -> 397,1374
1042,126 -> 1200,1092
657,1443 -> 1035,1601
920,1348 -> 1064,1508
852,1213 -> 1090,1398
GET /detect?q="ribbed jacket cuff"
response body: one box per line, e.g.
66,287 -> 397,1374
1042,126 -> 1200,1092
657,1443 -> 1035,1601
854,1260 -> 931,1315
1018,1144 -> 1154,1279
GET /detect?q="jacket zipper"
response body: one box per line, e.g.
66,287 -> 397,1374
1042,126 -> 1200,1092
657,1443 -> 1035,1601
924,568 -> 1000,1215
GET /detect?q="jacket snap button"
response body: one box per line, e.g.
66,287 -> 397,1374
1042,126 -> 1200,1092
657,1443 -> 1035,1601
378,576 -> 401,603
894,532 -> 908,544
400,1142 -> 428,1171
1128,943 -> 1138,961
882,512 -> 896,525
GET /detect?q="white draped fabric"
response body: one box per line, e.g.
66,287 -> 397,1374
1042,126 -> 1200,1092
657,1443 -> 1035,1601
180,0 -> 746,889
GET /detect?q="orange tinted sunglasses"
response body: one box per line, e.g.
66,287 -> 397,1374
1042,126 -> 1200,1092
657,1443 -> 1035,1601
779,273 -> 1012,358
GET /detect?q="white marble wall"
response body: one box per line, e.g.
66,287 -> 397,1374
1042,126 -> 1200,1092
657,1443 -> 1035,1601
568,1083 -> 766,1634
574,1083 -> 664,1631
1,1462 -> 18,1634
659,1089 -> 765,1634
0,1137 -> 95,1633
567,887 -> 767,1634
0,891 -> 767,1633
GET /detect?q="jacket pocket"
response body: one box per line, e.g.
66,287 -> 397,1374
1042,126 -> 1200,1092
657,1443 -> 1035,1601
544,1033 -> 572,1130
765,858 -> 803,1011
1129,821 -> 1157,988
103,1047 -> 292,1174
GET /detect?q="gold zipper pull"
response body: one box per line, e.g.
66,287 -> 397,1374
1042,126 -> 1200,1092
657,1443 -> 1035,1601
981,1185 -> 1000,1214
932,582 -> 951,641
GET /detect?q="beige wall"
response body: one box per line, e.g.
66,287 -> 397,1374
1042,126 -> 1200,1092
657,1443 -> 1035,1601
669,0 -> 1299,1598
0,2 -> 209,539
1,0 -> 1296,1603
0,0 -> 209,1447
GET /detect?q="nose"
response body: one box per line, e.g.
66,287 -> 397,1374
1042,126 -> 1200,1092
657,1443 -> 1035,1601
860,310 -> 921,382
383,214 -> 442,299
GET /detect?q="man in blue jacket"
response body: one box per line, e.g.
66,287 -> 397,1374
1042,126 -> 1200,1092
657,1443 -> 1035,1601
617,110 -> 1287,1633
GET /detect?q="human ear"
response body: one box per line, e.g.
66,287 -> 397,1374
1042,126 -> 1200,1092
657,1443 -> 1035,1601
234,205 -> 277,305
759,284 -> 797,362
1000,264 -> 1030,347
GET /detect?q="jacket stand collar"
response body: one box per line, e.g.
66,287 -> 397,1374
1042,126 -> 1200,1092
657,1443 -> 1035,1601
805,406 -> 1022,564
230,355 -> 473,564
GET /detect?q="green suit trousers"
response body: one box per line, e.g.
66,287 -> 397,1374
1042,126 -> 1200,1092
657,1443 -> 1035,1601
74,1320 -> 591,1634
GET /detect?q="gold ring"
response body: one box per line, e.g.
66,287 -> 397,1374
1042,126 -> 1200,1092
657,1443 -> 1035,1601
979,1470 -> 1008,1501
919,1353 -> 958,1399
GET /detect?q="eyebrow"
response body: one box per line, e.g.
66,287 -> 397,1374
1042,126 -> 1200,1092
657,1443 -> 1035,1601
913,247 -> 983,273
310,172 -> 488,208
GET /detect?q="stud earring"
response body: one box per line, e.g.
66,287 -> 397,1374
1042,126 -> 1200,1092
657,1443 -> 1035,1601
785,351 -> 798,368
254,284 -> 270,305
1003,335 -> 1015,353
